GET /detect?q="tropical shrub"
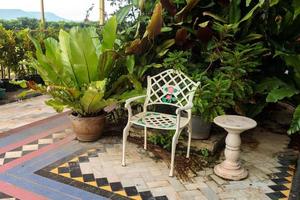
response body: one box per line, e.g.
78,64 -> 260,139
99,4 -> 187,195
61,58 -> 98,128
26,16 -> 131,117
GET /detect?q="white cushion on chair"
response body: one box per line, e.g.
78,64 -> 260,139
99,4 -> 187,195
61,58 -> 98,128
130,111 -> 189,130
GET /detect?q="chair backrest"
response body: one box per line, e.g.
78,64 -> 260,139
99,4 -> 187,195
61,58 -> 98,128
145,69 -> 199,108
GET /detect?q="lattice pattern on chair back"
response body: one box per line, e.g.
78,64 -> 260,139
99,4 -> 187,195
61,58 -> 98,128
145,69 -> 199,107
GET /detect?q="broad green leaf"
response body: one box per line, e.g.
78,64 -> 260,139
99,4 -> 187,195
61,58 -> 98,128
125,55 -> 135,74
161,27 -> 173,32
10,80 -> 27,88
270,0 -> 279,7
101,16 -> 117,51
256,77 -> 286,94
116,5 -> 133,23
246,0 -> 252,7
202,12 -> 227,23
68,27 -> 99,84
45,99 -> 65,113
176,0 -> 200,20
229,0 -> 241,24
288,104 -> 300,134
266,87 -> 299,102
156,39 -> 175,57
199,21 -> 209,28
98,50 -> 118,80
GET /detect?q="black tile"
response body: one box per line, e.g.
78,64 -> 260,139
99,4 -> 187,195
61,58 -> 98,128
3,158 -> 16,164
110,182 -> 123,191
96,178 -> 109,187
0,192 -> 12,198
273,172 -> 291,178
83,174 -> 95,182
140,191 -> 154,200
155,196 -> 168,200
271,178 -> 290,185
269,184 -> 288,192
88,151 -> 99,157
276,166 -> 289,171
58,167 -> 70,174
12,146 -> 23,151
78,156 -> 89,163
124,186 -> 138,196
22,150 -> 34,156
266,191 -> 287,199
0,153 -> 5,158
68,161 -> 79,168
69,168 -> 82,178
38,143 -> 49,148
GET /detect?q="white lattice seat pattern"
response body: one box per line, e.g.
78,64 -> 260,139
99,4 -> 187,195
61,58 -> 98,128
130,112 -> 189,130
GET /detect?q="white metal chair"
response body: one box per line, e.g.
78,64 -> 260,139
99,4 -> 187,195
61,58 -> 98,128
122,69 -> 200,176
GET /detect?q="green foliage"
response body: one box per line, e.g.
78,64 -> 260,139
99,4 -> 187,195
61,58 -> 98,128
28,17 -> 126,116
148,131 -> 179,151
162,51 -> 191,72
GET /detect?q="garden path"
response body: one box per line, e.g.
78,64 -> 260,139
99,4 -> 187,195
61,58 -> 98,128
0,96 -> 298,200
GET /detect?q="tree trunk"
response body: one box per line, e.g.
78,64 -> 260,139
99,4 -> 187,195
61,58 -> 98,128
99,0 -> 105,25
40,0 -> 46,28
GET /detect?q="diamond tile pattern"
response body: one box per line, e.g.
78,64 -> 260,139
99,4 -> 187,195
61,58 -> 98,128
0,132 -> 67,166
40,148 -> 168,200
266,151 -> 298,200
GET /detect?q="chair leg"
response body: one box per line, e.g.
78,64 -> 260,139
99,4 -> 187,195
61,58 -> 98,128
186,122 -> 192,158
169,129 -> 181,177
122,122 -> 132,166
144,126 -> 147,150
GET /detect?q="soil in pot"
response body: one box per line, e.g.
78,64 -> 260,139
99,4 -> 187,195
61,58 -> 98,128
69,114 -> 106,142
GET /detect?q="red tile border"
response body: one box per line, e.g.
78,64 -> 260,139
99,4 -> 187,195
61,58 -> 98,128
0,133 -> 76,173
0,123 -> 70,154
0,180 -> 48,200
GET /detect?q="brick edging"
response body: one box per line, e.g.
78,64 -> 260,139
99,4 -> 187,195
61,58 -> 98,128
289,154 -> 300,200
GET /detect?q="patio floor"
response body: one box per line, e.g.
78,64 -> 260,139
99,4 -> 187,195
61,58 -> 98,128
0,96 -> 298,200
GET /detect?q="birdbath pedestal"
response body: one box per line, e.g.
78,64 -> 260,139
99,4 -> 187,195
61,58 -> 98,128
213,115 -> 257,180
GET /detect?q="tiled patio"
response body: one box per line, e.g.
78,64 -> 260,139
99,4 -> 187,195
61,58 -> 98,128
0,96 -> 298,200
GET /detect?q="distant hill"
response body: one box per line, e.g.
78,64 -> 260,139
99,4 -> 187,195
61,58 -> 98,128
0,9 -> 66,21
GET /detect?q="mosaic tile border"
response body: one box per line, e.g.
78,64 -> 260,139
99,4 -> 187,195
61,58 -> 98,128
35,148 -> 168,200
289,154 -> 300,200
266,150 -> 298,200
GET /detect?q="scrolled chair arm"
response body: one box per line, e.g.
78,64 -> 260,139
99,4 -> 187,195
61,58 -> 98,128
124,95 -> 146,109
176,103 -> 193,115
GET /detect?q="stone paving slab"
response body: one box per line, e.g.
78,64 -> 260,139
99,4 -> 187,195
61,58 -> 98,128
0,95 -> 298,200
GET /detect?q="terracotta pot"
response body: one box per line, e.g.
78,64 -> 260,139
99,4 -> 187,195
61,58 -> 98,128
69,114 -> 106,142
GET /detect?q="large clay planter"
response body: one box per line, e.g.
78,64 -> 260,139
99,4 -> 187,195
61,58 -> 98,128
69,114 -> 106,142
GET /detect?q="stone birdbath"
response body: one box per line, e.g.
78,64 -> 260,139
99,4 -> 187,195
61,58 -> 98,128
213,115 -> 257,180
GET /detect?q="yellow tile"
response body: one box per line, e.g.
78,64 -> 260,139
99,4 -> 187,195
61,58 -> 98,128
115,190 -> 127,196
73,177 -> 84,182
59,163 -> 69,168
87,181 -> 98,187
285,176 -> 293,182
279,198 -> 288,200
69,157 -> 79,162
50,168 -> 58,174
100,185 -> 112,192
284,183 -> 292,189
281,190 -> 290,197
60,173 -> 71,178
130,195 -> 142,200
288,170 -> 295,175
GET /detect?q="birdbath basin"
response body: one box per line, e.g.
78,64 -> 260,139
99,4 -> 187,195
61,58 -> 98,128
213,115 -> 257,180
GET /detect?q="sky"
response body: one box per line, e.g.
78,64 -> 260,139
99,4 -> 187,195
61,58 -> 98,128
0,0 -> 118,21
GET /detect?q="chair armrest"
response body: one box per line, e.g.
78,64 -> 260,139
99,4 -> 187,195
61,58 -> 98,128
176,103 -> 193,115
125,95 -> 146,109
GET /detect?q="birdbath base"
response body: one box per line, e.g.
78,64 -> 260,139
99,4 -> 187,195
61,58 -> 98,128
214,162 -> 248,180
213,115 -> 257,181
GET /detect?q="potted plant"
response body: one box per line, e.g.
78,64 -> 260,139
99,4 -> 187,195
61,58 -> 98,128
26,17 -> 122,141
191,74 -> 234,139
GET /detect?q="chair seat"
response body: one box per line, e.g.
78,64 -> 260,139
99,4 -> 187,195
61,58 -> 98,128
130,112 -> 189,130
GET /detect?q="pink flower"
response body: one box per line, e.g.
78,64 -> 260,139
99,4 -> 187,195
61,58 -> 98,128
168,86 -> 174,94
166,95 -> 171,100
